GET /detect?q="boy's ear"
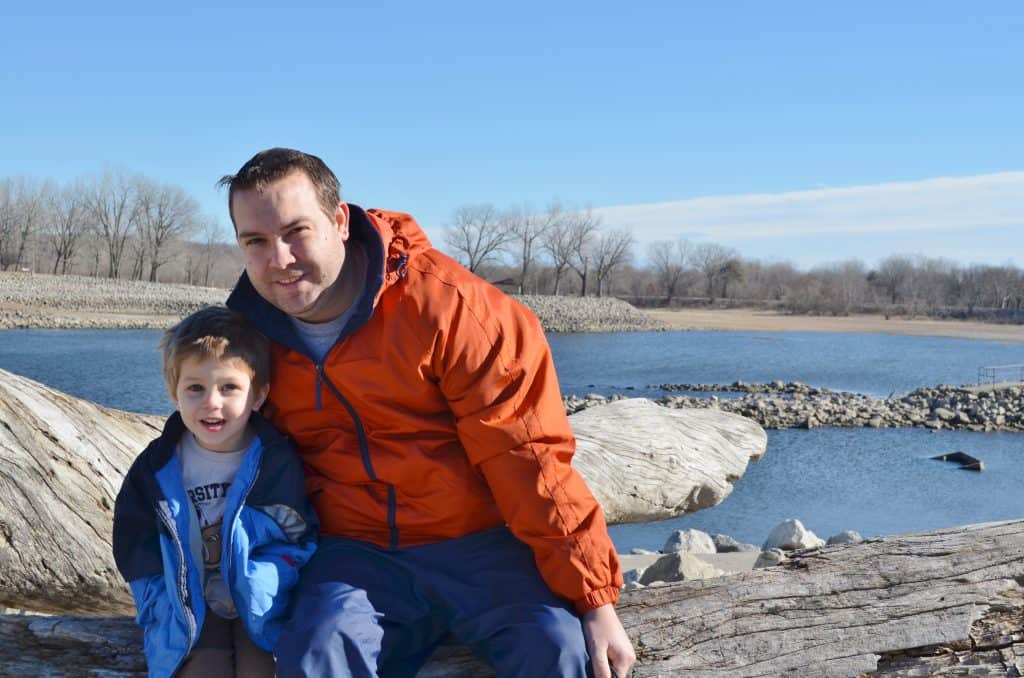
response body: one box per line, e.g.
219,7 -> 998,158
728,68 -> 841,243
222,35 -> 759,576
167,383 -> 179,408
253,384 -> 270,411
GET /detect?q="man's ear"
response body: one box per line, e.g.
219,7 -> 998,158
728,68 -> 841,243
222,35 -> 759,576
336,202 -> 350,241
253,384 -> 270,411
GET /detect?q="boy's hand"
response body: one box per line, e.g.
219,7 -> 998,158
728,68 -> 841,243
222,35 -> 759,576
582,603 -> 635,678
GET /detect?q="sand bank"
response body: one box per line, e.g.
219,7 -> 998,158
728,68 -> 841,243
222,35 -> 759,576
643,308 -> 1024,343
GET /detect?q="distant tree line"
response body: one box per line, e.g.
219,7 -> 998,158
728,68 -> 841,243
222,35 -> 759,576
4,173 -> 1022,323
0,171 -> 240,288
442,203 -> 1024,323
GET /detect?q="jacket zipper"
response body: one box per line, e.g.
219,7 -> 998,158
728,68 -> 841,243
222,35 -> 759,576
225,463 -> 260,622
316,363 -> 400,548
156,501 -> 197,673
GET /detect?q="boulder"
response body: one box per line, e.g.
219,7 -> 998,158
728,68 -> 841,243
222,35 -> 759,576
762,518 -> 825,551
639,552 -> 722,585
827,530 -> 863,545
712,533 -> 759,553
662,529 -> 716,554
754,548 -> 788,568
570,399 -> 767,524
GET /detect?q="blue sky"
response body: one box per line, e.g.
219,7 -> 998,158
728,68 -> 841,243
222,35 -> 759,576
3,1 -> 1022,268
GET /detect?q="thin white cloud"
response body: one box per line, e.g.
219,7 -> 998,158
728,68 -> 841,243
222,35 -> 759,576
593,172 -> 1024,242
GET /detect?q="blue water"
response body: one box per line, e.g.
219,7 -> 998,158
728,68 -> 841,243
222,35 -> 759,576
548,330 -> 1024,397
2,328 -> 1022,550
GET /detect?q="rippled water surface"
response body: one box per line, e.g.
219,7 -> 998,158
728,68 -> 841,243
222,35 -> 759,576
2,328 -> 1021,549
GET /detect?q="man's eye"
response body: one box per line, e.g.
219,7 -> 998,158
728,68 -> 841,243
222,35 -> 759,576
244,238 -> 265,247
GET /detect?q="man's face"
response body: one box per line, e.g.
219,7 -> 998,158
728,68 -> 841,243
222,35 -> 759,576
233,171 -> 350,323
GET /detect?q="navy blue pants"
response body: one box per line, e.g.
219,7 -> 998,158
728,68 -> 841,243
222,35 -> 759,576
276,527 -> 590,677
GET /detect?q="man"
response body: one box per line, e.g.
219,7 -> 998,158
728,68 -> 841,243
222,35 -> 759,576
222,148 -> 635,677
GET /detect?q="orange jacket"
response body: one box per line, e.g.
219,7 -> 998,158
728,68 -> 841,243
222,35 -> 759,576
227,205 -> 621,612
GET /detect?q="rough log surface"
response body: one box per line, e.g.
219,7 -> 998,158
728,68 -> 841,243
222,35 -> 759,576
0,368 -> 162,615
0,369 -> 764,613
2,520 -> 1021,676
571,399 -> 768,524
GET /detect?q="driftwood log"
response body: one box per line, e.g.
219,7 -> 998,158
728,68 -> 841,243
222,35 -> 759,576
0,368 -> 765,614
0,369 -> 162,615
2,519 -> 1022,676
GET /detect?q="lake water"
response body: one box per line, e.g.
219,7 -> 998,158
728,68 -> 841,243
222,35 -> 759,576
1,328 -> 1022,551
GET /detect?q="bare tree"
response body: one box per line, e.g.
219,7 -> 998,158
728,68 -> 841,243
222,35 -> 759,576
691,242 -> 740,303
442,204 -> 511,274
186,217 -> 229,287
12,179 -> 47,271
648,238 -> 693,305
566,208 -> 600,297
46,183 -> 90,275
0,179 -> 15,269
506,203 -> 557,294
593,228 -> 634,297
540,205 -> 574,295
137,179 -> 200,282
85,170 -> 139,278
868,255 -> 914,306
0,178 -> 47,270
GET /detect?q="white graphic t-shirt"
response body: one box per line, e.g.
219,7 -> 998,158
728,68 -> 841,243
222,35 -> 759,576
177,432 -> 247,618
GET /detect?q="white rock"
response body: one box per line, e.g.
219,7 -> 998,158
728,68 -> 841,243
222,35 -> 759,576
570,399 -> 768,524
663,529 -> 716,554
639,552 -> 722,585
713,533 -> 760,553
622,568 -> 647,587
827,530 -> 863,545
763,518 -> 825,551
754,548 -> 789,568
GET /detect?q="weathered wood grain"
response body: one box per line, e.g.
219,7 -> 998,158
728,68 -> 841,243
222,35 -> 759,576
0,368 -> 162,615
2,520 -> 1021,676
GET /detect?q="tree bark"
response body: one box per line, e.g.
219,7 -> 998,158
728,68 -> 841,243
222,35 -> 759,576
2,520 -> 1021,676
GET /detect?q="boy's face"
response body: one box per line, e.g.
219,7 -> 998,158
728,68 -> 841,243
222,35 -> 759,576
171,355 -> 269,452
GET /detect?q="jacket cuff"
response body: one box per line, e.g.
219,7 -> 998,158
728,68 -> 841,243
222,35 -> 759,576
574,585 -> 621,614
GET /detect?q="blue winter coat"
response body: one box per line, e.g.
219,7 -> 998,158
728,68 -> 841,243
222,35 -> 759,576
112,411 -> 318,677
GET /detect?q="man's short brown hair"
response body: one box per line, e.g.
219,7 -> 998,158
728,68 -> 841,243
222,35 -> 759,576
218,147 -> 342,228
160,306 -> 271,395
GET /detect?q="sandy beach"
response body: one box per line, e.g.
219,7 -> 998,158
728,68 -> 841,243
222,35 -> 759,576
644,308 -> 1024,344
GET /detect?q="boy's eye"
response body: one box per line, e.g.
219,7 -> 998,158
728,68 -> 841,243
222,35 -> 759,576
186,384 -> 204,393
222,384 -> 241,392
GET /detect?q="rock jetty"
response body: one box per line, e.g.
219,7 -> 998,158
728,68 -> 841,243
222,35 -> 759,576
566,381 -> 1024,432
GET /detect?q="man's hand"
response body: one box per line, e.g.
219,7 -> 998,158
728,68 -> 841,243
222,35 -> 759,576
582,603 -> 635,678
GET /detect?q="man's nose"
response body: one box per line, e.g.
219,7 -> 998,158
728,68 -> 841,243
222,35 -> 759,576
269,239 -> 296,269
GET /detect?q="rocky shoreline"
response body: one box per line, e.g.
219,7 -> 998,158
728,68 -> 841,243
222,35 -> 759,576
566,381 -> 1024,432
0,273 -> 665,333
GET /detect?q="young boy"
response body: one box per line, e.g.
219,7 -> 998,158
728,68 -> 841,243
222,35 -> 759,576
112,306 -> 317,678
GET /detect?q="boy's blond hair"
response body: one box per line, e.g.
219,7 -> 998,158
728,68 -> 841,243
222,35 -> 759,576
160,306 -> 271,395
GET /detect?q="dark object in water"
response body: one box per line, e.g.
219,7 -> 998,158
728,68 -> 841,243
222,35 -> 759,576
932,450 -> 984,472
